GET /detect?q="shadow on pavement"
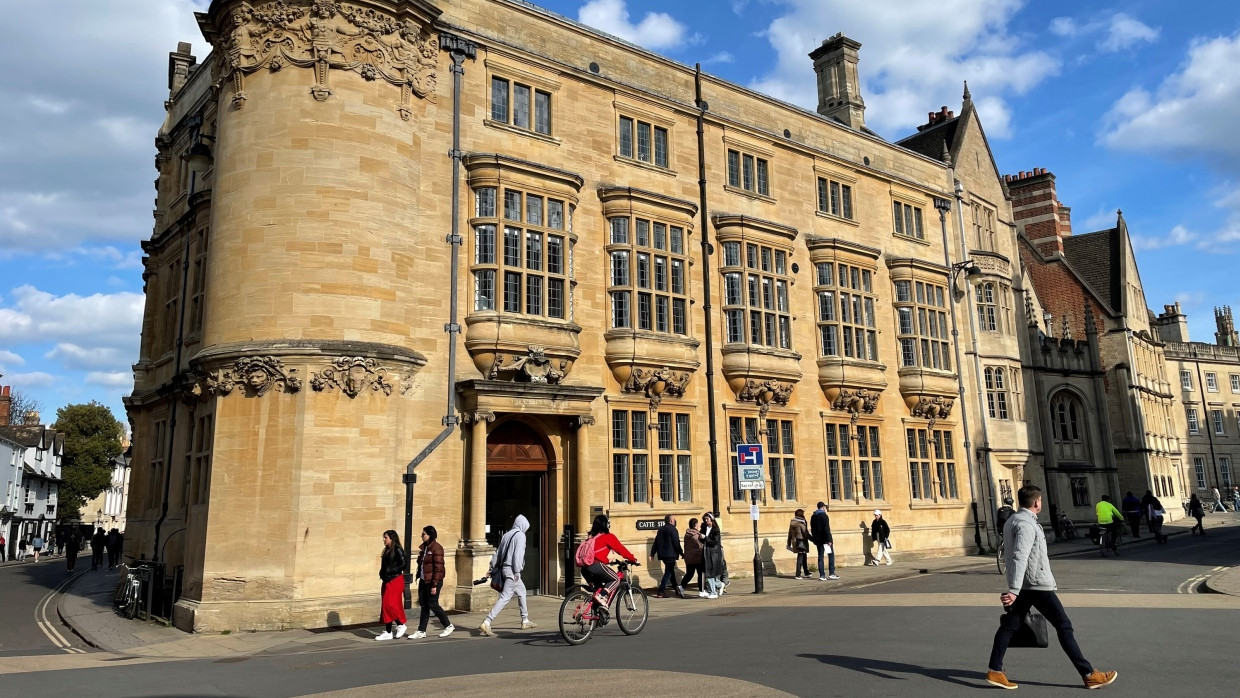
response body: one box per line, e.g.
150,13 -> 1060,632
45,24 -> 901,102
798,653 -> 1083,689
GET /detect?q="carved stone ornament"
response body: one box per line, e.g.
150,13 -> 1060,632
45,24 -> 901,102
488,345 -> 567,384
831,388 -> 879,420
310,356 -> 398,398
460,411 -> 496,425
203,356 -> 303,397
212,1 -> 438,116
623,366 -> 690,412
911,395 -> 954,428
737,379 -> 793,420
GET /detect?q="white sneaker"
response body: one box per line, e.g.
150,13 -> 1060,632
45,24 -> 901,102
886,560 -> 893,566
795,575 -> 803,580
410,630 -> 426,639
479,619 -> 493,636
828,574 -> 840,580
374,631 -> 394,641
707,593 -> 719,599
439,625 -> 454,638
521,619 -> 537,629
698,590 -> 708,598
869,560 -> 879,566
818,576 -> 827,581
394,624 -> 407,639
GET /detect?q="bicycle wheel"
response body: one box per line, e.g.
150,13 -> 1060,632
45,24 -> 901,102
123,585 -> 140,619
558,588 -> 595,645
615,584 -> 649,636
995,543 -> 1005,575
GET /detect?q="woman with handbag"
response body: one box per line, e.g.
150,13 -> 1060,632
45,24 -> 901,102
870,510 -> 892,566
786,509 -> 811,579
701,512 -> 726,599
375,529 -> 407,641
1142,490 -> 1168,544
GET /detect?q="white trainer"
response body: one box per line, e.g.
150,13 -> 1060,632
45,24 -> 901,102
439,625 -> 454,638
828,574 -> 840,580
410,630 -> 426,639
374,631 -> 394,641
394,624 -> 407,639
479,619 -> 494,636
698,590 -> 708,598
521,619 -> 537,629
707,592 -> 719,599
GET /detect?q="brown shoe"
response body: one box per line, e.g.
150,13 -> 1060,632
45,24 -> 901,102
986,670 -> 1017,690
1083,670 -> 1117,689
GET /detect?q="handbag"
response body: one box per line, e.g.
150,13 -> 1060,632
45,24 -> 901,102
794,539 -> 809,553
1007,611 -> 1049,649
489,574 -> 505,592
884,538 -> 894,551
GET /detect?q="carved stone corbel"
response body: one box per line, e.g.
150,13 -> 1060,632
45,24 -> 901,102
202,356 -> 302,397
738,378 -> 793,421
488,345 -> 567,384
622,366 -> 690,413
460,411 -> 496,425
911,395 -> 954,428
574,415 -> 596,429
310,356 -> 396,398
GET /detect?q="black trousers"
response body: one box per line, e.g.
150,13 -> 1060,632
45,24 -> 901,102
988,589 -> 1094,677
417,581 -> 451,632
91,547 -> 104,569
657,559 -> 678,593
1124,513 -> 1141,538
680,562 -> 704,590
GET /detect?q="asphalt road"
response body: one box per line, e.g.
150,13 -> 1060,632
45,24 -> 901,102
2,527 -> 1238,696
0,557 -> 91,657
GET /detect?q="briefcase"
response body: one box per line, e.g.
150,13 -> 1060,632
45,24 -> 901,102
1008,611 -> 1049,649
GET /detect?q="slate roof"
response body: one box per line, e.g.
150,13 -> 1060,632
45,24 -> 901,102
895,116 -> 960,162
0,425 -> 46,448
1061,228 -> 1120,312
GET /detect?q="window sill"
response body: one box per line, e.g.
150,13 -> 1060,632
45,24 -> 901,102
723,184 -> 776,204
908,501 -> 968,510
814,210 -> 859,227
825,502 -> 890,513
483,119 -> 561,146
726,502 -> 802,516
892,233 -> 931,246
613,155 -> 676,177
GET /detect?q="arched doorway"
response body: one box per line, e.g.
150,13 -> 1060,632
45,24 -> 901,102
486,420 -> 551,594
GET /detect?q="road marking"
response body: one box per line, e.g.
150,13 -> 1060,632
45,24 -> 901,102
736,592 -> 1240,609
34,572 -> 85,653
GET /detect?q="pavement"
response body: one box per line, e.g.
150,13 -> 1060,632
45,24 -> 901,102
37,514 -> 1240,660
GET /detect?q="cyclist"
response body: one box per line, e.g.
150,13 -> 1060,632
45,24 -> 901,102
996,497 -> 1016,539
1094,494 -> 1124,554
579,514 -> 639,603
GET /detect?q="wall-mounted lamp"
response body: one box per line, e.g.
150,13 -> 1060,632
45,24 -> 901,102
950,259 -> 983,299
184,133 -> 216,175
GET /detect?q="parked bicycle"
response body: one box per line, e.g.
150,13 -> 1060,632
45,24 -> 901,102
996,539 -> 1006,575
114,560 -> 149,620
558,560 -> 647,645
1055,511 -> 1077,540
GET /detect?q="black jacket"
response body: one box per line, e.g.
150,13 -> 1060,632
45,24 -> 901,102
379,546 -> 405,583
870,518 -> 890,543
996,506 -> 1015,532
809,509 -> 833,545
651,523 -> 683,561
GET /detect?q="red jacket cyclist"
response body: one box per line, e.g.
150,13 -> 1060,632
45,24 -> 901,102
580,514 -> 638,601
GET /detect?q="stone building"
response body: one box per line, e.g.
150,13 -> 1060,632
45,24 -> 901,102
1156,303 -> 1240,499
82,449 -> 133,533
127,0 -> 1039,632
1012,170 -> 1182,519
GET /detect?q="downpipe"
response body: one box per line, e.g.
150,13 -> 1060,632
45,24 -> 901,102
694,64 -> 722,517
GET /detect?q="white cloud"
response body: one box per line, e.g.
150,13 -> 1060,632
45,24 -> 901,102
3,372 -> 56,389
85,371 -> 132,388
731,0 -> 749,14
748,0 -> 1059,139
577,0 -> 696,51
1049,17 -> 1078,38
0,349 -> 25,366
703,51 -> 734,65
1174,291 -> 1206,308
1102,32 -> 1240,160
0,285 -> 144,347
46,343 -> 127,371
1132,224 -> 1197,250
1100,14 -> 1160,52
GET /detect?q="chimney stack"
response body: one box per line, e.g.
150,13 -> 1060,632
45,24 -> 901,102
168,41 -> 196,97
810,33 -> 866,129
1005,168 -> 1070,256
1153,302 -> 1190,343
0,385 -> 10,427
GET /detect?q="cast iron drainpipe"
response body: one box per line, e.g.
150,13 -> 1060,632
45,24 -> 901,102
399,35 -> 477,608
694,64 -> 722,518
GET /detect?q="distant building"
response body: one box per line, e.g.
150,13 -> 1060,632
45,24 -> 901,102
82,447 -> 132,533
0,423 -> 63,555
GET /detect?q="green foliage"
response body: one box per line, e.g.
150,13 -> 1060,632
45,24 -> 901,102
53,402 -> 124,522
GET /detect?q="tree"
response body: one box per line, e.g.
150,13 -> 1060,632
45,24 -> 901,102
4,388 -> 41,425
53,402 -> 124,522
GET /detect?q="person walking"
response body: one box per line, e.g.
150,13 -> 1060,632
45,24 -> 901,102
987,485 -> 1118,690
869,510 -> 892,566
106,528 -> 122,569
786,509 -> 811,579
65,530 -> 81,573
1231,486 -> 1240,513
375,529 -> 407,641
17,537 -> 28,562
679,517 -> 705,593
1121,491 -> 1142,539
650,514 -> 684,598
700,512 -> 726,598
90,528 -> 106,570
0,533 -> 5,562
996,497 -> 1016,539
1188,493 -> 1206,535
1212,486 -> 1225,513
31,534 -> 44,562
480,514 -> 535,636
1141,490 -> 1168,544
809,502 -> 838,581
410,525 -> 453,639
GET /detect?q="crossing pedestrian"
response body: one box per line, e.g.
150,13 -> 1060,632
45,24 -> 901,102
0,533 -> 5,562
786,509 -> 810,579
410,525 -> 453,639
480,514 -> 536,636
650,514 -> 683,598
1141,490 -> 1168,544
17,537 -> 28,561
680,517 -> 705,593
31,534 -> 43,562
374,529 -> 407,641
869,510 -> 892,565
1188,494 -> 1205,535
1121,491 -> 1142,539
987,485 -> 1117,690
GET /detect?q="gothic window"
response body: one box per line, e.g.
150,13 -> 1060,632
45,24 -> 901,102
985,367 -> 1010,420
1051,392 -> 1089,461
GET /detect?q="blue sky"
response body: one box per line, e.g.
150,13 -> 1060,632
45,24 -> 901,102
1,0 -> 1238,426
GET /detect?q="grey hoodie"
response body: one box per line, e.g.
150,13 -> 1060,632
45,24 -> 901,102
1002,508 -> 1056,596
490,514 -> 529,579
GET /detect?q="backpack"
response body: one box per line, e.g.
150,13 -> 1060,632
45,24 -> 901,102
574,534 -> 598,568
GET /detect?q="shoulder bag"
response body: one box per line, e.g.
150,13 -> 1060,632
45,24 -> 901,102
1007,611 -> 1049,649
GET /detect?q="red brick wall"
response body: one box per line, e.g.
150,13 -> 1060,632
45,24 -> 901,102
1019,238 -> 1105,340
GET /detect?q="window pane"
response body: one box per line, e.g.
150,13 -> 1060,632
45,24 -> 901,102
742,154 -> 754,191
670,226 -> 684,254
534,90 -> 551,134
842,185 -> 853,219
654,127 -> 668,167
658,413 -> 673,449
612,411 -> 628,448
633,454 -> 647,502
474,270 -> 495,310
547,200 -> 564,229
727,150 -> 740,187
525,231 -> 542,270
635,218 -> 649,247
503,271 -> 521,312
611,251 -> 629,285
723,242 -> 740,267
610,217 -> 629,244
671,259 -> 684,294
504,191 -> 522,222
525,275 -> 542,314
677,455 -> 692,501
547,235 -> 564,274
476,187 -> 496,217
513,84 -> 530,129
526,195 -> 543,226
676,414 -> 690,450
491,77 -> 509,122
659,455 -> 674,502
548,278 -> 564,318
612,291 -> 630,328
672,298 -> 686,334
757,159 -> 769,196
613,454 -> 629,503
637,292 -> 651,330
631,411 -> 647,450
475,225 -> 495,264
619,116 -> 633,157
637,253 -> 650,289
654,223 -> 667,250
637,121 -> 651,162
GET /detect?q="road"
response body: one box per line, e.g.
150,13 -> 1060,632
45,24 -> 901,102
1,526 -> 1238,696
0,557 -> 90,657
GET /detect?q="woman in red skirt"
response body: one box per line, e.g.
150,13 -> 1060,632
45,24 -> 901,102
376,529 -> 407,640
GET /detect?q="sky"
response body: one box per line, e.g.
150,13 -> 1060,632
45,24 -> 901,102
1,0 -> 1238,426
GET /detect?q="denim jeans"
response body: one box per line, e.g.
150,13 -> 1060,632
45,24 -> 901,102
816,543 -> 835,577
658,559 -> 678,593
989,589 -> 1094,677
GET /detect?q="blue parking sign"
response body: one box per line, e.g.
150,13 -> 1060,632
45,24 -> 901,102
736,443 -> 764,490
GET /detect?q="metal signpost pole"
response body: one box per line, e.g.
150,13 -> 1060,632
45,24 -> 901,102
736,442 -> 765,593
750,489 -> 763,593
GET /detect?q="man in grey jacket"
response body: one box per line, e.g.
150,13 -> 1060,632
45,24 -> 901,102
987,485 -> 1117,691
480,514 -> 536,636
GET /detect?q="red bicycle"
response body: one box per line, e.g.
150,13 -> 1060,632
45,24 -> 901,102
558,560 -> 648,645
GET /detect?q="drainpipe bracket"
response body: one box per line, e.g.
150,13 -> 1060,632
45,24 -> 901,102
444,322 -> 461,334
